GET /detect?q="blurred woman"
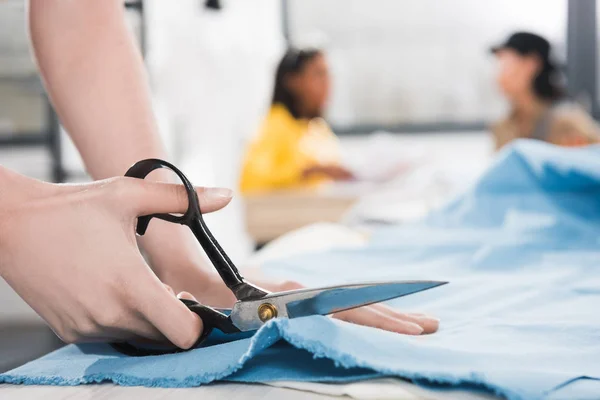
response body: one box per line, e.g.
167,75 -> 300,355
491,32 -> 600,150
240,48 -> 354,194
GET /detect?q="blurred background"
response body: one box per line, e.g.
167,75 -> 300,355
0,0 -> 598,371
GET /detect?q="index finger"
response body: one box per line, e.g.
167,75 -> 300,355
120,178 -> 233,215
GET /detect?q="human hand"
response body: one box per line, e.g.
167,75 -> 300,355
0,167 -> 231,348
255,278 -> 439,335
162,265 -> 439,336
556,132 -> 588,147
332,303 -> 439,334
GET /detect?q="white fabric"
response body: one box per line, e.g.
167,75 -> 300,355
270,379 -> 498,400
145,0 -> 285,262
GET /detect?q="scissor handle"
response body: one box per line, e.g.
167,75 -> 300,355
124,159 -> 267,301
111,299 -> 240,356
125,158 -> 200,235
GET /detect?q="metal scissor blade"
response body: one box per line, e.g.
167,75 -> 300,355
229,280 -> 447,331
284,281 -> 447,318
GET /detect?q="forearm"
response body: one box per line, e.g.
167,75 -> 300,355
27,1 -> 220,287
28,0 -> 165,179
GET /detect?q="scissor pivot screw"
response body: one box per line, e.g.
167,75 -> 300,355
258,303 -> 278,322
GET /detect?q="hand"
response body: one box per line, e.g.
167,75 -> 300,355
333,304 -> 439,334
162,265 -> 439,336
256,278 -> 439,335
302,164 -> 356,181
0,167 -> 231,348
556,131 -> 588,147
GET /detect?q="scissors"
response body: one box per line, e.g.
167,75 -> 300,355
111,159 -> 447,356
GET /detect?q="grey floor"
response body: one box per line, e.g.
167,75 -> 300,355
0,323 -> 64,373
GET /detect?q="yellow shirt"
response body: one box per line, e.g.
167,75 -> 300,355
240,104 -> 341,194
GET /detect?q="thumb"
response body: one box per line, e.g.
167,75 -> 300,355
125,179 -> 233,216
136,272 -> 205,349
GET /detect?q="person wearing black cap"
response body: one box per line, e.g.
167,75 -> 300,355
490,31 -> 599,150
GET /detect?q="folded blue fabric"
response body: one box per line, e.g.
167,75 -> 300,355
2,140 -> 600,400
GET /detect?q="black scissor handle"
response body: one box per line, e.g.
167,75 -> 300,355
111,299 -> 240,357
125,158 -> 200,235
124,159 -> 268,301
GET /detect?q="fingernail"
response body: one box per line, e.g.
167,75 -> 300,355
177,291 -> 198,301
205,187 -> 233,199
407,323 -> 424,335
418,316 -> 440,324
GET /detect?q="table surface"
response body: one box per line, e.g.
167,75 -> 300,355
0,383 -> 338,399
244,187 -> 360,244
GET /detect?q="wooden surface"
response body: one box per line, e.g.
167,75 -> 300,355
0,383 -> 339,399
244,188 -> 358,243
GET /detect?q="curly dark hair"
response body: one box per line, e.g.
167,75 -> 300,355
271,47 -> 323,118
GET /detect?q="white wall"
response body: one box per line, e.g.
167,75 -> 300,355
146,0 -> 285,262
288,0 -> 568,128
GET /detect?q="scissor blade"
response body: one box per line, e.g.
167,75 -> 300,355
285,281 -> 446,319
229,281 -> 447,331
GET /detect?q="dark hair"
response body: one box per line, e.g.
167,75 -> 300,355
532,60 -> 565,102
272,48 -> 323,119
492,32 -> 566,102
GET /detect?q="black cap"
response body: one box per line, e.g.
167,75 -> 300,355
205,0 -> 222,10
491,32 -> 551,61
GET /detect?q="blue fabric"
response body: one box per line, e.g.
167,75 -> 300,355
2,140 -> 600,400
